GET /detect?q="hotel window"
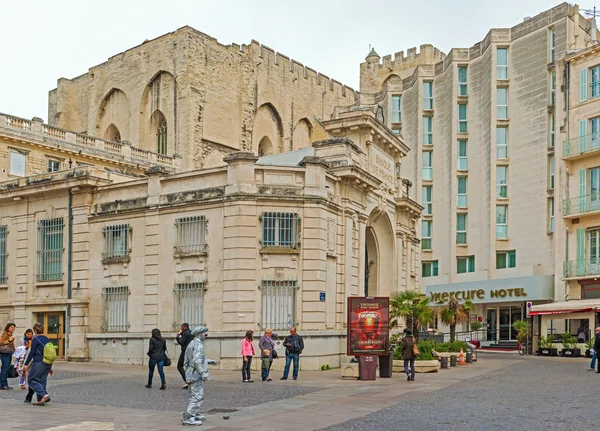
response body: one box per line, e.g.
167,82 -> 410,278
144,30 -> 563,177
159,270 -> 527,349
0,225 -> 6,284
174,280 -> 205,329
422,261 -> 439,278
581,67 -> 589,102
549,198 -> 555,233
458,103 -> 467,133
421,220 -> 432,250
392,128 -> 401,136
496,166 -> 508,198
549,28 -> 555,63
101,284 -> 129,332
260,278 -> 298,330
423,117 -> 433,145
496,250 -> 516,269
592,66 -> 600,99
550,114 -> 555,148
497,88 -> 508,119
422,186 -> 432,215
102,224 -> 130,261
496,205 -> 508,239
174,216 -> 207,254
458,66 -> 468,96
9,151 -> 26,177
457,140 -> 468,171
497,48 -> 508,80
423,82 -> 433,110
422,151 -> 433,180
47,159 -> 61,173
261,212 -> 300,249
457,177 -> 468,207
550,71 -> 556,105
37,218 -> 64,282
392,95 -> 402,123
456,214 -> 467,245
457,256 -> 475,274
497,127 -> 508,159
549,156 -> 555,189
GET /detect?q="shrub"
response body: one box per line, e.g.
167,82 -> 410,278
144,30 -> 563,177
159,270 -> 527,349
512,320 -> 528,344
435,341 -> 468,353
415,340 -> 436,361
537,335 -> 554,349
561,333 -> 577,350
470,322 -> 482,332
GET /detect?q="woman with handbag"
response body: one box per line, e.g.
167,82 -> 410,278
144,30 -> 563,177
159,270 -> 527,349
146,328 -> 168,390
0,322 -> 16,390
258,329 -> 278,382
401,330 -> 418,382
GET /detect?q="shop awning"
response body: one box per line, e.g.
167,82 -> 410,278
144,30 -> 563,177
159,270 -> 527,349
529,299 -> 600,315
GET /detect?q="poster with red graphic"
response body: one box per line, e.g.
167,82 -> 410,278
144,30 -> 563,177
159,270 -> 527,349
347,297 -> 389,356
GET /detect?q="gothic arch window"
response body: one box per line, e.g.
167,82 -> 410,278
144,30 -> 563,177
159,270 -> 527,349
104,123 -> 121,142
258,136 -> 273,157
151,110 -> 168,155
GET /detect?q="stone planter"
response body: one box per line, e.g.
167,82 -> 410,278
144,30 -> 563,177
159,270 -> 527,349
392,359 -> 439,373
340,362 -> 359,379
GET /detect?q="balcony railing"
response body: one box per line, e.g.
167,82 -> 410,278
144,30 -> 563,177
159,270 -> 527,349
562,193 -> 600,217
563,132 -> 600,158
564,259 -> 600,278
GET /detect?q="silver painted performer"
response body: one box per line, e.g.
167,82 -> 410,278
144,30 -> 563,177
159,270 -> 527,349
182,325 -> 218,426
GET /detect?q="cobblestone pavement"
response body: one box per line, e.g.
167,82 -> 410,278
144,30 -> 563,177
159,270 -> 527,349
322,356 -> 600,431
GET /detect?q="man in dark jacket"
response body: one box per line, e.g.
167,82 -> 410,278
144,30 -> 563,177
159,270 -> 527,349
176,323 -> 193,388
594,327 -> 600,373
281,327 -> 304,380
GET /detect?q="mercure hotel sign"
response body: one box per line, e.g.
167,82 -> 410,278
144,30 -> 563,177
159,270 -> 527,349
429,288 -> 527,304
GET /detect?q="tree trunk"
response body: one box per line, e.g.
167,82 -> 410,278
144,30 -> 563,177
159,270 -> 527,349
450,324 -> 456,342
413,321 -> 419,343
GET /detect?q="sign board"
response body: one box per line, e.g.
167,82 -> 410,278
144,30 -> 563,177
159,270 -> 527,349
526,301 -> 532,317
320,292 -> 326,301
369,145 -> 395,192
347,297 -> 389,356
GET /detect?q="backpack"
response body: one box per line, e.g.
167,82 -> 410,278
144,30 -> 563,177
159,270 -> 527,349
36,337 -> 57,365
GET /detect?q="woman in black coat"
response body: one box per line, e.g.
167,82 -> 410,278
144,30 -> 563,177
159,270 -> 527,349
146,328 -> 168,390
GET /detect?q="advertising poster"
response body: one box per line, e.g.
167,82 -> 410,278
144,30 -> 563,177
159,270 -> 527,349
347,297 -> 389,356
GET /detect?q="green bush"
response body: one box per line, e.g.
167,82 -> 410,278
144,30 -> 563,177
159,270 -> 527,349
470,322 -> 483,332
537,335 -> 554,349
435,341 -> 468,353
415,340 -> 436,361
561,333 -> 577,350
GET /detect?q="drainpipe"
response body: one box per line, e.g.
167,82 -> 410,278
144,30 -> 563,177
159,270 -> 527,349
66,189 -> 73,360
565,61 -> 570,302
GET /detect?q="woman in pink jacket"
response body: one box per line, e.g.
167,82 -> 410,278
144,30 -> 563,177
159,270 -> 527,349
241,330 -> 255,382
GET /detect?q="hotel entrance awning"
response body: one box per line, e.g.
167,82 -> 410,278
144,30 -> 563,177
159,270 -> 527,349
529,299 -> 600,315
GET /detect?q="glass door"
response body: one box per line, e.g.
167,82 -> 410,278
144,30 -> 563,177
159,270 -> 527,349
590,230 -> 600,274
486,309 -> 497,341
39,312 -> 65,358
499,307 -> 511,340
510,306 -> 522,340
590,168 -> 600,211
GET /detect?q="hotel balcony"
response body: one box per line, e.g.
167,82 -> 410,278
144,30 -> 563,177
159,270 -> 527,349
563,259 -> 600,279
562,194 -> 600,218
562,133 -> 600,160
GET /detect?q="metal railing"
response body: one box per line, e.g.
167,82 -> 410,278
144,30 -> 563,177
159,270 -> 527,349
260,278 -> 298,331
563,259 -> 600,278
174,216 -> 207,254
0,225 -> 6,284
102,224 -> 130,260
562,193 -> 600,216
261,212 -> 300,249
37,218 -> 64,281
563,132 -> 600,158
173,280 -> 205,329
101,284 -> 129,332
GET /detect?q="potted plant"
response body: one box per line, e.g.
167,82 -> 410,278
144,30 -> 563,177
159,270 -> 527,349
538,335 -> 558,356
585,338 -> 594,358
470,321 -> 482,340
561,333 -> 581,357
512,320 -> 528,352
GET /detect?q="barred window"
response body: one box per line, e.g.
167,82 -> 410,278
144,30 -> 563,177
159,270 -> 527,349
174,216 -> 207,254
260,279 -> 298,330
37,218 -> 64,281
102,224 -> 130,261
174,280 -> 205,329
261,212 -> 300,249
0,226 -> 7,284
101,284 -> 129,332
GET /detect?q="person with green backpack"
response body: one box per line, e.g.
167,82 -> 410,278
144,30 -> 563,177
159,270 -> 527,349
22,322 -> 56,406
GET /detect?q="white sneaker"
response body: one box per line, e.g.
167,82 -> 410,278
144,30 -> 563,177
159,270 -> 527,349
587,367 -> 595,371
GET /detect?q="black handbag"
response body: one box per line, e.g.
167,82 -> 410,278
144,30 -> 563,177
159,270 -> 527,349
272,350 -> 278,359
164,357 -> 172,367
7,364 -> 18,379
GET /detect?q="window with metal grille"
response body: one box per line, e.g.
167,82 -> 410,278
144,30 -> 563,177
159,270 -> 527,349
261,212 -> 300,249
37,218 -> 64,281
174,216 -> 207,255
101,284 -> 129,332
102,224 -> 130,262
260,279 -> 298,330
0,226 -> 7,284
173,280 -> 205,329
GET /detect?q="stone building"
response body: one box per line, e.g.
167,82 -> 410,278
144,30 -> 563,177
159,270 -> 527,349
359,3 -> 598,345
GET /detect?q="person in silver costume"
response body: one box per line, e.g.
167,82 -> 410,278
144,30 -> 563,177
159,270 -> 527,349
182,325 -> 218,426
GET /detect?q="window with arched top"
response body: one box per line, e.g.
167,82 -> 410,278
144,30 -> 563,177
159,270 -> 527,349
104,123 -> 121,142
157,118 -> 167,155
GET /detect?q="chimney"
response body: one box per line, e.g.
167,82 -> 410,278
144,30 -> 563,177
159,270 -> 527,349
593,17 -> 598,43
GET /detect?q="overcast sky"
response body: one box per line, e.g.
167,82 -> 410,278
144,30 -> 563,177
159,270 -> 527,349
0,0 -> 587,121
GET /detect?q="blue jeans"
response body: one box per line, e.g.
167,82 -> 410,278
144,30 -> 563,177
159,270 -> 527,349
404,358 -> 415,378
0,353 -> 11,388
592,351 -> 597,369
283,354 -> 299,379
27,361 -> 52,399
148,359 -> 165,385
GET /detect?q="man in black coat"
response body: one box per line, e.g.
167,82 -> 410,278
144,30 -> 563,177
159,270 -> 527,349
176,323 -> 193,388
593,327 -> 600,373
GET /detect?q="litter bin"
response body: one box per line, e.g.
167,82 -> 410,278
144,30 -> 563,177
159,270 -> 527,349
450,354 -> 457,367
358,356 -> 377,380
466,352 -> 473,363
379,353 -> 393,378
440,357 -> 448,369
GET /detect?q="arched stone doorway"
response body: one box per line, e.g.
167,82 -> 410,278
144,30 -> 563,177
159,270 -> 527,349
364,210 -> 395,298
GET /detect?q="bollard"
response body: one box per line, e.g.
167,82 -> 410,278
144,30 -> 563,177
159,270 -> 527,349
450,354 -> 457,367
466,352 -> 473,364
440,357 -> 448,369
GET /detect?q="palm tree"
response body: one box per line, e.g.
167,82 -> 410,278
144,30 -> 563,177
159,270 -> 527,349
390,290 -> 434,342
438,298 -> 473,342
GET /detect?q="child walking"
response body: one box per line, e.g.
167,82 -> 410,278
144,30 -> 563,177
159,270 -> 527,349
13,345 -> 28,389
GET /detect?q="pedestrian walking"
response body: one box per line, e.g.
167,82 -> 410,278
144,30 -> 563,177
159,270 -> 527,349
176,323 -> 194,389
23,323 -> 54,405
588,327 -> 600,371
146,328 -> 168,390
259,328 -> 277,382
401,330 -> 417,381
0,322 -> 16,390
281,327 -> 303,381
241,330 -> 255,383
